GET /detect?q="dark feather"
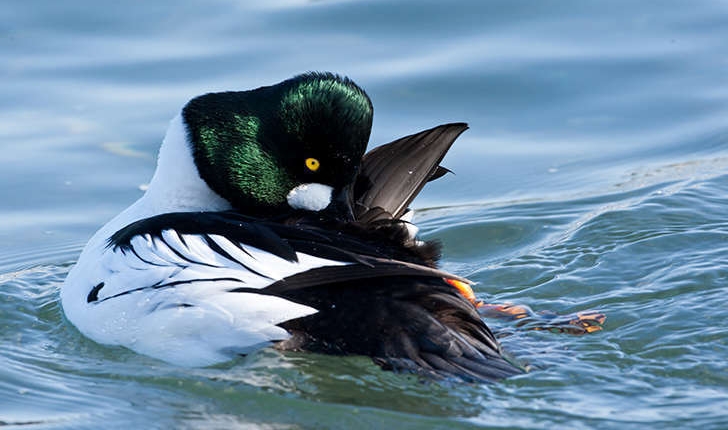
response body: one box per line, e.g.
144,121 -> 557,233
259,258 -> 471,295
275,276 -> 522,382
353,123 -> 468,221
428,165 -> 453,182
108,211 -> 300,262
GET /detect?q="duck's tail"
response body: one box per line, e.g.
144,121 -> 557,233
275,275 -> 524,383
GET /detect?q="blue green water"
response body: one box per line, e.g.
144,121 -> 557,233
2,0 -> 728,428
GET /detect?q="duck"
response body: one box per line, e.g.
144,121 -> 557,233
61,72 -> 523,382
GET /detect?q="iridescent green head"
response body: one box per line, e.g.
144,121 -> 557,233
182,72 -> 373,217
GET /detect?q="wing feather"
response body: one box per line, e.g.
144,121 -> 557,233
63,214 -> 356,366
354,123 -> 468,220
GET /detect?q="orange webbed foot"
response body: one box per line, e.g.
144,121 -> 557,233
444,278 -> 606,335
479,303 -> 606,334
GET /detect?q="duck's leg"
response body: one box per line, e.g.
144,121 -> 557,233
444,278 -> 605,335
477,303 -> 605,335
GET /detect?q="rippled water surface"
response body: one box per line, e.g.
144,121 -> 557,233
2,0 -> 728,428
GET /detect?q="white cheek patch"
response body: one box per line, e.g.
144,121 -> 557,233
286,183 -> 333,211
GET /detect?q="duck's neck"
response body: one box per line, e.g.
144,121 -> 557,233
138,114 -> 232,217
122,115 -> 231,225
83,114 -> 232,251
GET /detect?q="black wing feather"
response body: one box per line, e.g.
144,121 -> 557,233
260,258 -> 470,294
275,276 -> 522,382
109,211 -> 299,262
353,123 -> 468,220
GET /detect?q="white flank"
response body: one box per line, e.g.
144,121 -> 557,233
144,114 -> 232,213
286,183 -> 333,211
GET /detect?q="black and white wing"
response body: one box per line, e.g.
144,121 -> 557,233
62,212 -> 351,367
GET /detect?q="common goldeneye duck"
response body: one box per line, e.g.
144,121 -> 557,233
61,72 -> 523,382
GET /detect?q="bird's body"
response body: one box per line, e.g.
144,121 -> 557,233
62,72 -> 522,381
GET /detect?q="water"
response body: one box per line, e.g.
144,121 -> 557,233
2,0 -> 728,428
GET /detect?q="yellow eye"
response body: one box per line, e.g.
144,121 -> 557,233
305,157 -> 320,172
